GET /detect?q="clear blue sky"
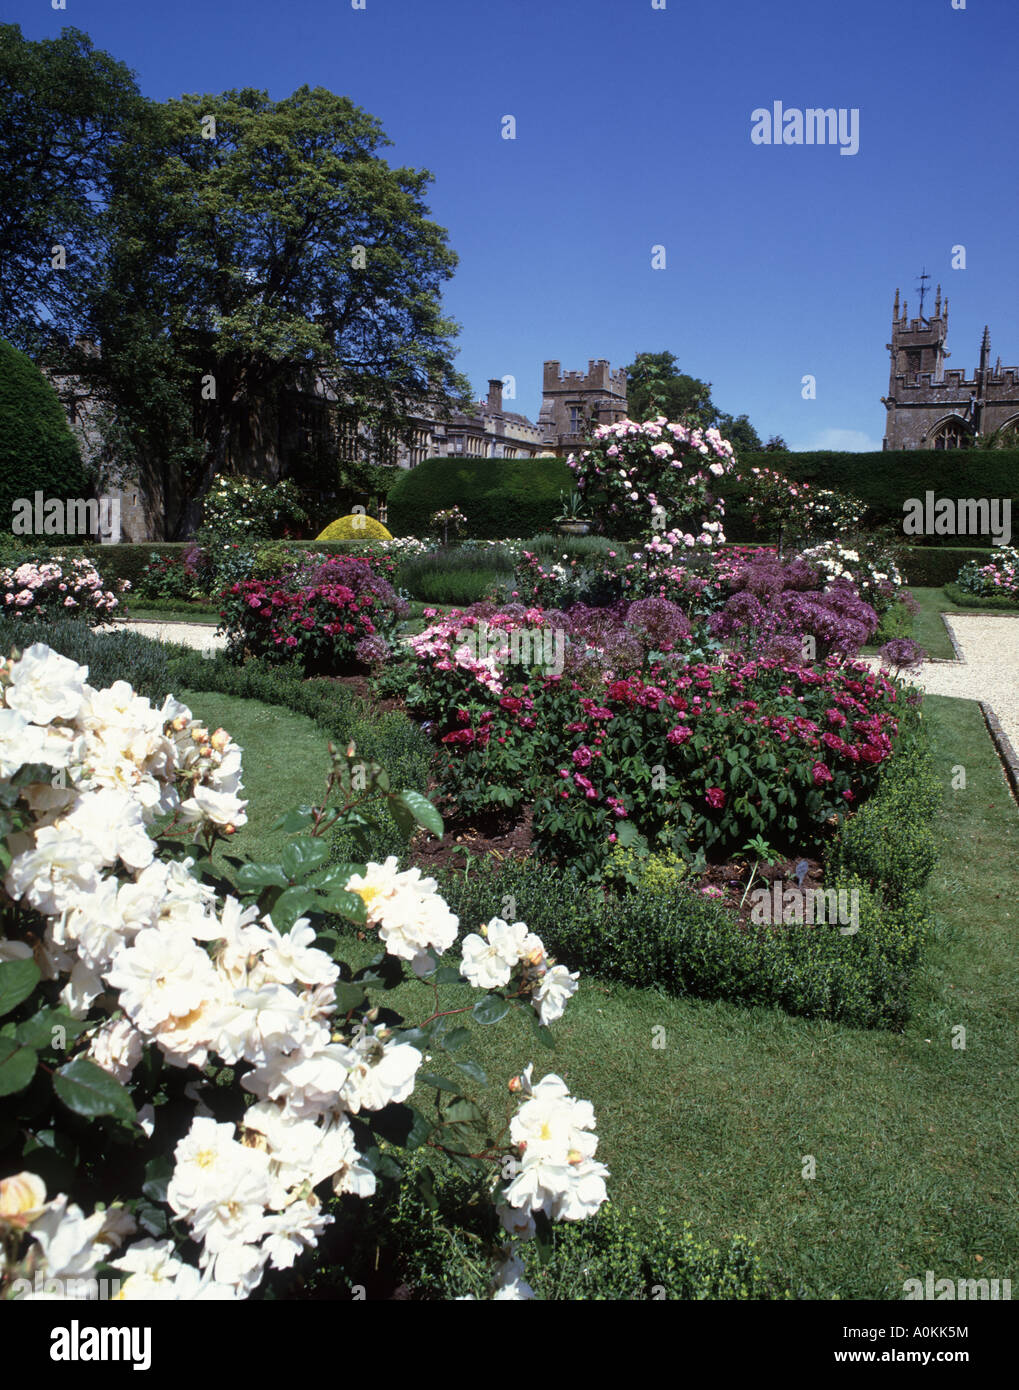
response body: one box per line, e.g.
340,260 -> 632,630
9,0 -> 1019,448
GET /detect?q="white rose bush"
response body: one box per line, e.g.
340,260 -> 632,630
0,643 -> 604,1302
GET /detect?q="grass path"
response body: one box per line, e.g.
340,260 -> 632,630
183,686 -> 1019,1299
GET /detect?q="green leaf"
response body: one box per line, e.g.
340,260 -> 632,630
415,1164 -> 439,1211
0,957 -> 41,1016
270,885 -> 317,930
53,1057 -> 136,1124
0,1035 -> 37,1095
15,1008 -> 87,1052
270,807 -> 316,833
390,789 -> 444,841
233,862 -> 290,892
452,1057 -> 487,1085
472,994 -> 511,1025
431,965 -> 463,986
142,1155 -> 174,1204
443,1097 -> 486,1127
320,887 -> 367,925
333,981 -> 367,1013
417,1070 -> 461,1094
281,839 -> 329,880
441,1026 -> 471,1051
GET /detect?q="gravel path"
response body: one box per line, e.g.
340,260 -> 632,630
866,612 -> 1019,770
111,619 -> 226,655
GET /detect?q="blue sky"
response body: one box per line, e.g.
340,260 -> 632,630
10,0 -> 1019,448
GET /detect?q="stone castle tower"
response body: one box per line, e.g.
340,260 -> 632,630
882,285 -> 1019,449
539,359 -> 628,455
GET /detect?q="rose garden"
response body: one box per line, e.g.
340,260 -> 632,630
2,408 -> 1018,1302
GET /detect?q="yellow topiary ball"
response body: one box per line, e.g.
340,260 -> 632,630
316,514 -> 393,542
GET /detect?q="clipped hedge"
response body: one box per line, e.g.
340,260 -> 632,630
0,338 -> 93,536
732,449 -> 1019,548
942,581 -> 1019,611
309,1150 -> 791,1300
897,546 -> 994,587
387,456 -> 573,539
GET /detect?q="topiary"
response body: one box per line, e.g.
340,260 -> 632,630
316,514 -> 393,542
0,337 -> 93,536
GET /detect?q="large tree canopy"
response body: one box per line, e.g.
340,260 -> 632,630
0,24 -> 143,354
83,85 -> 469,535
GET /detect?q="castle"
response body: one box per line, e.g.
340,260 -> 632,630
882,285 -> 1019,449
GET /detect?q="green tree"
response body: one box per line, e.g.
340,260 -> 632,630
624,351 -> 715,428
0,24 -> 144,353
623,351 -> 772,460
0,336 -> 92,534
83,85 -> 469,537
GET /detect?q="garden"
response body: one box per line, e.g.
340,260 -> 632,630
2,422 -> 1018,1303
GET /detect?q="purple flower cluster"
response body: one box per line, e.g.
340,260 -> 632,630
709,575 -> 879,660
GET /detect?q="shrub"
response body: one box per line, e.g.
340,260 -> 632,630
954,546 -> 1019,601
438,858 -> 930,1030
0,552 -> 124,624
831,709 -> 941,904
198,474 -> 308,542
942,581 -> 1019,611
730,450 -> 1019,547
396,545 -> 516,605
0,339 -> 94,540
217,554 -> 408,672
134,545 -> 213,601
898,547 -> 994,587
316,515 -> 393,542
567,416 -> 734,543
315,1150 -> 787,1299
387,457 -> 573,538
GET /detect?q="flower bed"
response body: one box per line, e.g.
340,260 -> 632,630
217,555 -> 408,672
1,554 -> 125,624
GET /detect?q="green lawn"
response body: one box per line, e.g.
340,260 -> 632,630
182,685 -> 1019,1300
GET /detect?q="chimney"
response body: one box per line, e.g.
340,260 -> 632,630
487,378 -> 503,413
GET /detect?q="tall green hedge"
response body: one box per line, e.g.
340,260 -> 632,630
0,338 -> 93,536
730,449 -> 1019,548
386,456 -> 573,538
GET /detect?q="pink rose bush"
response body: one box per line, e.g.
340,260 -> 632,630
567,416 -> 735,543
0,644 -> 605,1300
1,554 -> 126,625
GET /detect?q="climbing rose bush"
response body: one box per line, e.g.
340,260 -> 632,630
0,645 -> 604,1301
567,417 -> 734,543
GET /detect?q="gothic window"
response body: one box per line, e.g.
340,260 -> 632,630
905,350 -> 922,376
928,418 -> 970,449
